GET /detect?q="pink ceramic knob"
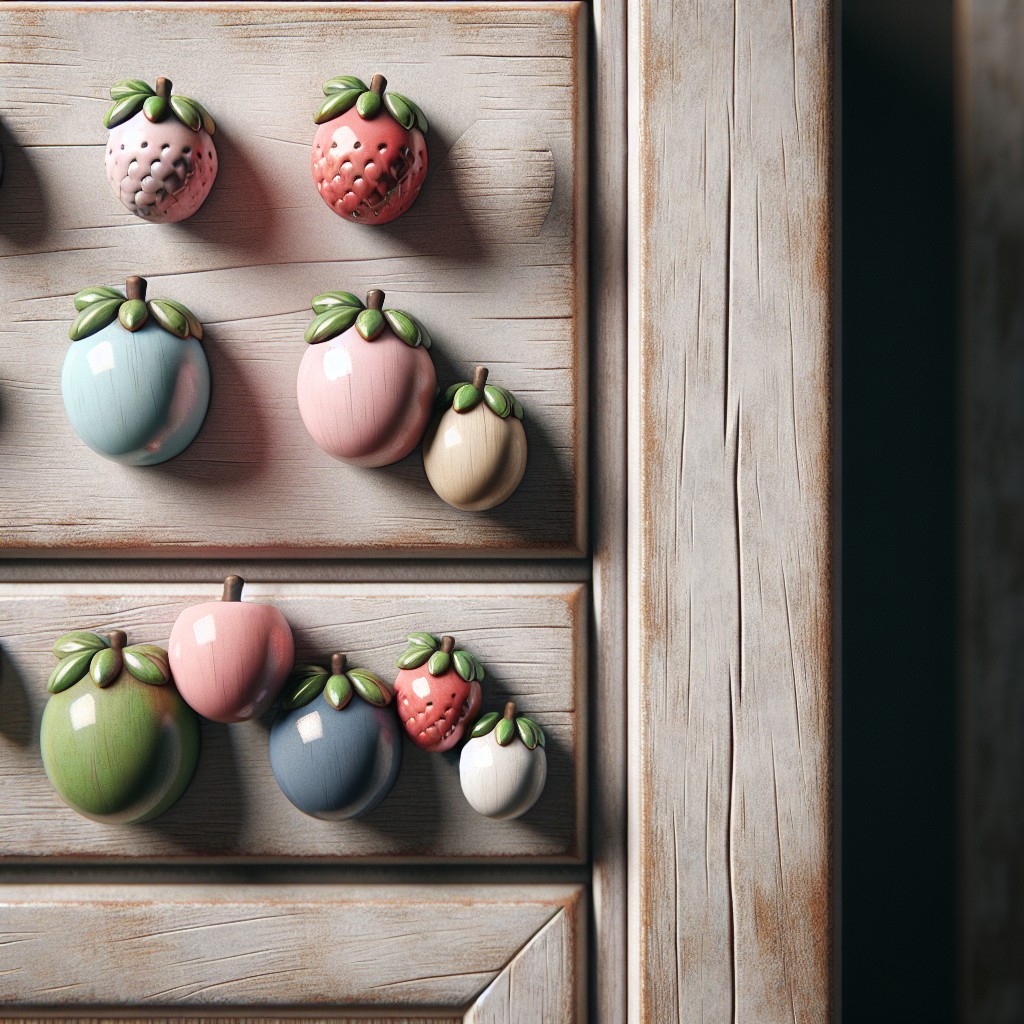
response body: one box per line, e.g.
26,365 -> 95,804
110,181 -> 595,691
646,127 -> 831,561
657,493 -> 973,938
168,576 -> 294,723
297,288 -> 435,467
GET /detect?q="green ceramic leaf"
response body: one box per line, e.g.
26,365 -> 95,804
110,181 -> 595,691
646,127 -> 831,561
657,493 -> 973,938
483,384 -> 511,418
69,298 -> 121,341
149,300 -> 190,339
305,305 -> 360,345
104,93 -> 146,128
384,309 -> 420,346
323,75 -> 367,95
160,299 -> 204,341
48,651 -> 94,694
398,645 -> 433,670
427,650 -> 451,676
118,298 -> 148,331
355,308 -> 385,341
407,632 -> 438,650
169,95 -> 202,131
516,717 -> 539,749
495,717 -> 515,746
410,316 -> 432,350
441,382 -> 466,408
391,93 -> 428,134
470,711 -> 500,738
453,384 -> 481,412
349,669 -> 391,707
123,645 -> 171,685
74,286 -> 124,312
356,89 -> 382,118
521,716 -> 546,747
324,672 -> 353,710
473,657 -> 486,682
510,391 -> 525,419
190,98 -> 216,135
89,647 -> 122,688
52,631 -> 109,658
111,79 -> 155,101
383,92 -> 415,130
452,650 -> 476,682
143,95 -> 168,122
312,291 -> 364,315
291,663 -> 329,677
315,89 -> 361,124
283,671 -> 329,711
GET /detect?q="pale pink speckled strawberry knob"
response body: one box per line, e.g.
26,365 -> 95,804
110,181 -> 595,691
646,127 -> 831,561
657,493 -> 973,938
104,76 -> 218,224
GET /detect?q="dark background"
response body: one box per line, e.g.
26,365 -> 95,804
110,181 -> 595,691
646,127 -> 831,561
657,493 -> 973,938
842,1 -> 957,1020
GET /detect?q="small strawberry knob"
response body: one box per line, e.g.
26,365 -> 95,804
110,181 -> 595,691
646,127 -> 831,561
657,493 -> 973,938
311,73 -> 428,225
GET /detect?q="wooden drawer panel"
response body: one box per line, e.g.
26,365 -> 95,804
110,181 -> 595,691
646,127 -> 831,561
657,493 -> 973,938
0,2 -> 586,557
0,582 -> 585,861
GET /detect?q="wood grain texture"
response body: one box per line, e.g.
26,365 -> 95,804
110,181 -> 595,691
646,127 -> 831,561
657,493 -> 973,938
959,1 -> 1024,1019
0,2 -> 587,557
0,582 -> 586,861
0,883 -> 583,1016
628,0 -> 834,1020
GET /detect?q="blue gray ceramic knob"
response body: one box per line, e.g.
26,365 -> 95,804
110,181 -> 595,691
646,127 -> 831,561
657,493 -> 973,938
62,275 -> 210,466
269,654 -> 401,820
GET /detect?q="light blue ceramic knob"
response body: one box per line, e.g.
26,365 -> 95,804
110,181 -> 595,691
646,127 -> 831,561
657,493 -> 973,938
61,276 -> 210,466
270,655 -> 402,821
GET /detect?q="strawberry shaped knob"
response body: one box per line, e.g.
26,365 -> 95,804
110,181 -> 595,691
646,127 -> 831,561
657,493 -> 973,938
270,653 -> 402,820
61,276 -> 210,466
393,633 -> 484,752
312,74 -> 428,225
104,76 -> 217,223
168,576 -> 295,723
422,367 -> 528,510
459,702 -> 547,820
40,629 -> 200,824
297,288 -> 436,466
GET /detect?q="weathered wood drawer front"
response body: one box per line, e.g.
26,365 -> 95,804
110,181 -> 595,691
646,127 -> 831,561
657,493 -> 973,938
0,582 -> 585,861
0,884 -> 585,1020
0,2 -> 587,557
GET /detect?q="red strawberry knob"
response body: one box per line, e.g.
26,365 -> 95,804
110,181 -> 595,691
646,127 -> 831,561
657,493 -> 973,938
312,74 -> 428,225
459,702 -> 547,820
104,77 -> 217,223
269,654 -> 402,820
393,633 -> 484,752
422,366 -> 528,511
297,288 -> 436,466
40,629 -> 200,824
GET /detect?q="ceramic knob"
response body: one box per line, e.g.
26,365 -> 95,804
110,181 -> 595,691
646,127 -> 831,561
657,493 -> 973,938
312,73 -> 428,224
270,654 -> 402,820
393,632 -> 484,752
168,576 -> 294,723
459,702 -> 547,820
422,366 -> 528,510
62,275 -> 210,466
40,629 -> 200,824
297,288 -> 436,466
104,76 -> 217,223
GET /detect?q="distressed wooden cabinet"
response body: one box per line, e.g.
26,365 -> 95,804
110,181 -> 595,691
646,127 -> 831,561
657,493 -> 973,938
0,0 -> 833,1021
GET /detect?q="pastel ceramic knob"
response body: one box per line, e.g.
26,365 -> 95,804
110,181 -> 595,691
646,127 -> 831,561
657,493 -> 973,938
297,288 -> 436,466
168,576 -> 294,723
422,366 -> 528,511
393,633 -> 484,752
62,275 -> 210,466
40,629 -> 200,824
270,654 -> 402,820
312,73 -> 428,224
104,76 -> 217,223
459,702 -> 547,820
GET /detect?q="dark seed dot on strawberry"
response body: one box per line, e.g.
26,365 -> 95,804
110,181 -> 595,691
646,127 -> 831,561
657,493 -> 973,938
183,146 -> 191,154
378,142 -> 387,152
331,141 -> 338,149
141,141 -> 148,149
120,143 -> 125,150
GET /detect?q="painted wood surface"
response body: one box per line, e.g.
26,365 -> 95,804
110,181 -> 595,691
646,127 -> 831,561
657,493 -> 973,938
960,1 -> 1024,1019
0,2 -> 587,557
0,883 -> 583,1017
0,582 -> 586,860
628,0 -> 834,1020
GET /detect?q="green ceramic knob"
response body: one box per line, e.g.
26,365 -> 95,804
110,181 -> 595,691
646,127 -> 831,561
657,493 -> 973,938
40,629 -> 200,824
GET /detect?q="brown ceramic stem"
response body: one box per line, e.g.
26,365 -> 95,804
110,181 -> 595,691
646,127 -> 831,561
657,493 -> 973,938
472,366 -> 489,390
222,575 -> 244,602
331,653 -> 347,674
503,701 -> 517,720
370,74 -> 387,96
125,276 -> 146,302
440,635 -> 455,655
108,630 -> 127,651
366,289 -> 385,311
156,77 -> 171,100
